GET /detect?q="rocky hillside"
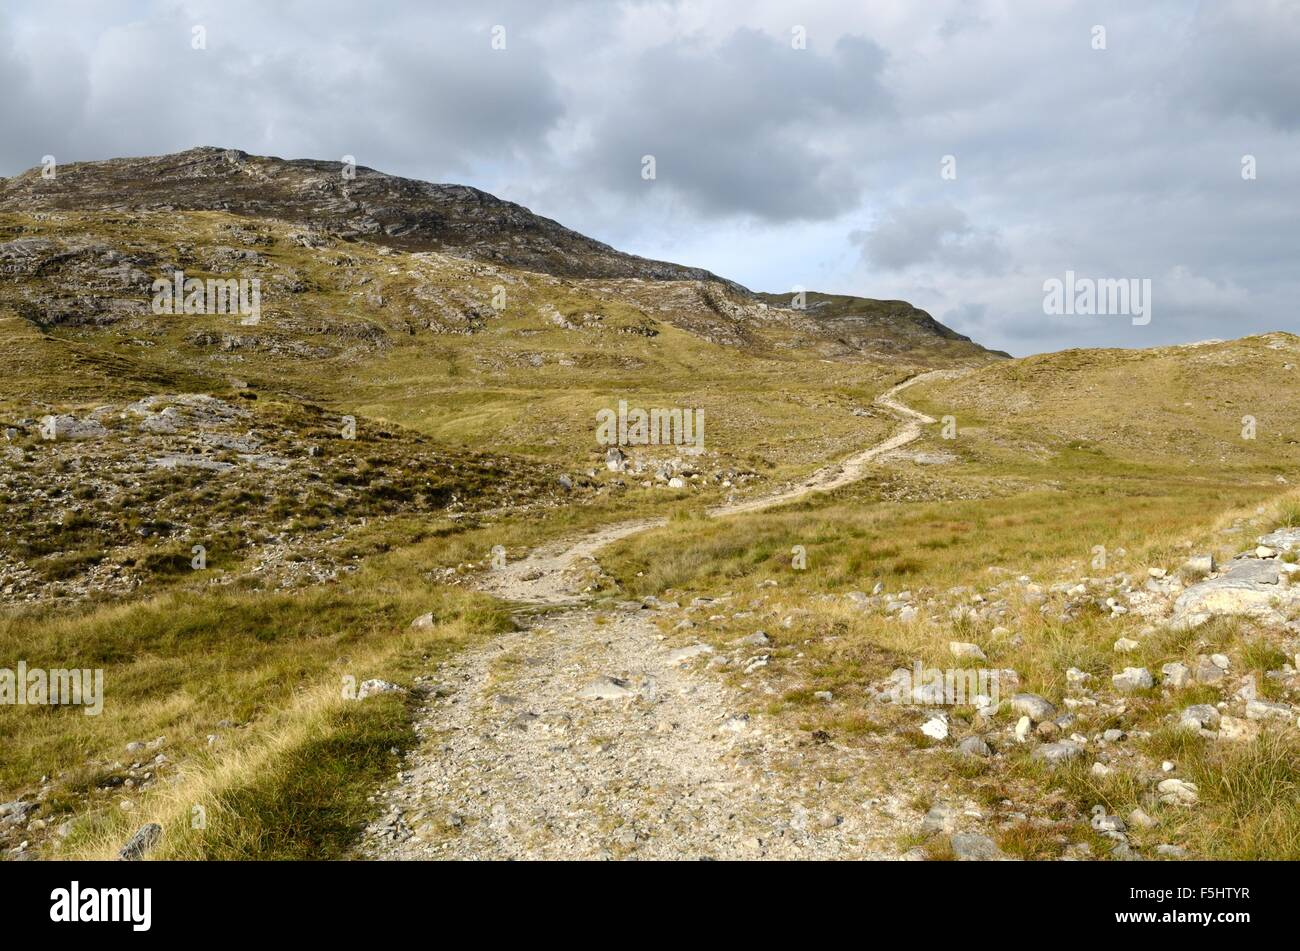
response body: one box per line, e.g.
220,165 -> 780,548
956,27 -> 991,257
0,147 -> 735,284
0,148 -> 1001,360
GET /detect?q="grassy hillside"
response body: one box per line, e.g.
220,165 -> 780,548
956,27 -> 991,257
594,337 -> 1300,859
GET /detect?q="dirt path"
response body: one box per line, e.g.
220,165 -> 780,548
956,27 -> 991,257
360,370 -> 949,860
473,370 -> 948,605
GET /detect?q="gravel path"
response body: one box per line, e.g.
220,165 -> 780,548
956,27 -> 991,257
361,372 -> 948,860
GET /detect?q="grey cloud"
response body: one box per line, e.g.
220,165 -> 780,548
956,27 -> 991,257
576,28 -> 893,222
1181,1 -> 1300,131
0,3 -> 565,180
852,205 -> 1008,275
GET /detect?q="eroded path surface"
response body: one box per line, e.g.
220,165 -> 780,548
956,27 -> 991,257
361,372 -> 950,860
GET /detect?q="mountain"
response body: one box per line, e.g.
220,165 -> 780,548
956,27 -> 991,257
0,146 -> 735,284
0,147 -> 1000,360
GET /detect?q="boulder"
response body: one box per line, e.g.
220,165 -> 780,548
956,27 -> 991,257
1112,667 -> 1154,693
1032,741 -> 1083,764
1171,558 -> 1300,628
949,641 -> 987,661
1218,715 -> 1261,742
666,644 -> 713,666
1010,693 -> 1055,722
1178,704 -> 1220,730
950,833 -> 1008,861
577,676 -> 635,701
118,823 -> 163,861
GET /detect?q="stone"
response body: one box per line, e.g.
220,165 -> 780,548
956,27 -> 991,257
665,644 -> 713,666
604,446 -> 628,472
736,631 -> 770,647
1245,698 -> 1293,722
1113,638 -> 1140,653
43,414 -> 107,441
921,802 -> 957,833
1172,559 -> 1300,628
409,612 -> 435,630
1257,527 -> 1300,552
1032,741 -> 1083,764
921,714 -> 949,740
118,823 -> 162,861
950,833 -> 1007,861
1182,554 -> 1216,575
1091,807 -> 1126,833
1155,844 -> 1188,858
958,735 -> 991,758
1218,715 -> 1261,742
949,641 -> 987,660
1161,661 -> 1192,688
577,676 -> 635,701
1014,716 -> 1032,743
1129,808 -> 1156,829
813,690 -> 833,703
0,801 -> 37,823
1112,667 -> 1153,693
1010,693 -> 1055,722
1157,778 -> 1199,805
1178,704 -> 1220,730
1195,656 -> 1226,684
357,679 -> 406,700
667,476 -> 686,489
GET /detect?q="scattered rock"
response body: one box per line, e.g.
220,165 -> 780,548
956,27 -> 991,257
576,676 -> 635,701
665,644 -> 713,666
1112,667 -> 1153,693
950,832 -> 1007,861
1245,698 -> 1292,722
949,641 -> 987,660
118,823 -> 162,861
1010,693 -> 1055,722
1129,807 -> 1156,829
357,679 -> 406,700
1156,778 -> 1199,806
1178,704 -> 1220,731
1032,741 -> 1083,764
921,714 -> 949,740
1218,715 -> 1261,742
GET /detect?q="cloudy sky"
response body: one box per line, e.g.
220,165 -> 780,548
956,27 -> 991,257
2,0 -> 1296,356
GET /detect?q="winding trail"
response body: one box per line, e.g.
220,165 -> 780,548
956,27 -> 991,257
361,370 -> 951,860
474,370 -> 949,606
